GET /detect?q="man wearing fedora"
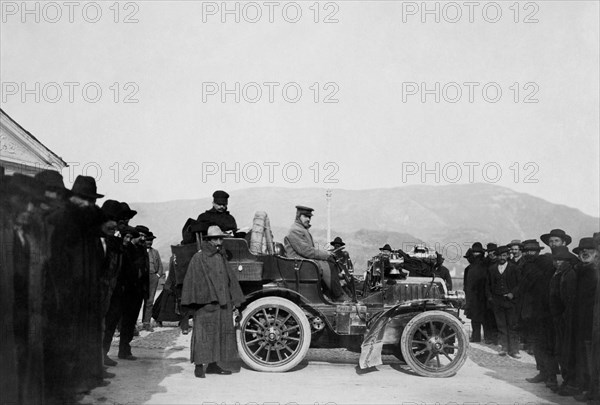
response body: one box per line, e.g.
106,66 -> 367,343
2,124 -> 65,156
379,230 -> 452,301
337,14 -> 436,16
103,225 -> 141,364
516,239 -> 559,386
195,190 -> 238,237
548,245 -> 579,395
46,175 -> 107,394
142,231 -> 164,332
330,236 -> 354,276
463,243 -> 488,343
570,237 -> 600,400
486,245 -> 521,357
181,225 -> 245,378
541,228 -> 573,249
284,205 -> 348,302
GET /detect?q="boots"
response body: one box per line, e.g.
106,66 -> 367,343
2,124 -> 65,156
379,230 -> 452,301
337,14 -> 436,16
194,364 -> 205,378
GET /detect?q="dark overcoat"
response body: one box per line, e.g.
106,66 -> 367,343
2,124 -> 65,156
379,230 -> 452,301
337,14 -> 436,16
0,199 -> 18,404
196,208 -> 238,235
181,241 -> 244,364
45,203 -> 105,391
464,257 -> 488,322
515,254 -> 554,321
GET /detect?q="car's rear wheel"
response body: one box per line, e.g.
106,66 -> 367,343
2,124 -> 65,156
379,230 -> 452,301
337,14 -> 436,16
400,310 -> 468,377
237,297 -> 311,372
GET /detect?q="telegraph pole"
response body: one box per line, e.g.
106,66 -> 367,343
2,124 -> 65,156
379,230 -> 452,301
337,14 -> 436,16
326,189 -> 332,243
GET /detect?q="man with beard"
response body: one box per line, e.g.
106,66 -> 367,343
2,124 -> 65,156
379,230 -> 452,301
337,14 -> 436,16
284,205 -> 348,302
195,190 -> 238,237
181,226 -> 245,378
486,245 -> 521,357
570,237 -> 600,400
548,245 -> 579,395
463,242 -> 487,342
517,239 -> 559,388
541,228 -> 572,250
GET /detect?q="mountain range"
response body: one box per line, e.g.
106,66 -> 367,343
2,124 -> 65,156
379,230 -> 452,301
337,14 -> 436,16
132,184 -> 599,277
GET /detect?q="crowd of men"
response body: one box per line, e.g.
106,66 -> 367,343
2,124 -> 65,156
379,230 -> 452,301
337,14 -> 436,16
3,172 -> 599,402
0,167 -> 163,404
463,230 -> 600,402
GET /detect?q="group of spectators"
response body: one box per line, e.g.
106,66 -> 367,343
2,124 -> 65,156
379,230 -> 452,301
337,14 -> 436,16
463,230 -> 600,402
0,167 -> 163,404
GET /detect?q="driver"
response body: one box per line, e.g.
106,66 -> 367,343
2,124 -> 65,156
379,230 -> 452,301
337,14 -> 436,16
284,206 -> 349,302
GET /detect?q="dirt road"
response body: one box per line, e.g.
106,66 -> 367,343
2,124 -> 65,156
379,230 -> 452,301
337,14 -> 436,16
80,326 -> 578,405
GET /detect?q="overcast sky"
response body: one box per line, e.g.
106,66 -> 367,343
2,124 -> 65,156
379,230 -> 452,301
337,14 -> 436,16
1,1 -> 598,217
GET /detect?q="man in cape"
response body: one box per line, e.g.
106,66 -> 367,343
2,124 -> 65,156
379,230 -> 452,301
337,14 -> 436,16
181,225 -> 245,378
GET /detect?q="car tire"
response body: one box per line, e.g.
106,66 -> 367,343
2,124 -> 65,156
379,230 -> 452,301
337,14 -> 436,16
400,310 -> 468,378
237,296 -> 311,372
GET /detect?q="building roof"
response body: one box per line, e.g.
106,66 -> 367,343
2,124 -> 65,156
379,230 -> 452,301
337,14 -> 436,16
1,108 -> 67,168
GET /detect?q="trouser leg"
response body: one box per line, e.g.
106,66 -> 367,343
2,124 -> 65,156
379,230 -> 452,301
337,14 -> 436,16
143,275 -> 159,324
506,307 -> 520,355
119,289 -> 143,355
483,309 -> 498,343
493,307 -> 508,351
471,321 -> 482,341
323,262 -> 345,299
103,286 -> 124,355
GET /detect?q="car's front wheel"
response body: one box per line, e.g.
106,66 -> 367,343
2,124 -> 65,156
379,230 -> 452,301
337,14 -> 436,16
236,297 -> 311,372
400,310 -> 468,377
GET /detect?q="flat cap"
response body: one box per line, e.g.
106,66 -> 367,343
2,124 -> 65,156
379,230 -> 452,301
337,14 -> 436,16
213,190 -> 230,204
295,205 -> 314,217
134,225 -> 150,235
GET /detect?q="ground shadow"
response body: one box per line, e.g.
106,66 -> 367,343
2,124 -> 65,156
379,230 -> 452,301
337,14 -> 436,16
468,343 -> 580,405
79,326 -> 186,405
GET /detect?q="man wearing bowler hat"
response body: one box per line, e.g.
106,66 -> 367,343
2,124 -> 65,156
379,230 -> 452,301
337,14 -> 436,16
195,190 -> 238,237
508,240 -> 525,270
486,245 -> 521,357
284,205 -> 348,302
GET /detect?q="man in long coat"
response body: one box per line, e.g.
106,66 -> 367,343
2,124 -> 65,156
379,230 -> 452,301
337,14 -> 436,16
284,205 -> 348,301
517,239 -> 559,387
463,242 -> 487,342
548,245 -> 579,394
571,238 -> 600,399
181,225 -> 245,378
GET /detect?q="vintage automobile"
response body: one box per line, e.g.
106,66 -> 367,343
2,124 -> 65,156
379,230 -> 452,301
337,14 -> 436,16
172,237 -> 468,378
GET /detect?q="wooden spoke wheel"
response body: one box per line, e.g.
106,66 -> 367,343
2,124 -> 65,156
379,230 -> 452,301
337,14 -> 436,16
237,297 -> 311,372
400,310 -> 468,377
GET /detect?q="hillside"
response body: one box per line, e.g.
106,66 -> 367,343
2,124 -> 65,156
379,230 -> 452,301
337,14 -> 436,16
132,184 -> 599,276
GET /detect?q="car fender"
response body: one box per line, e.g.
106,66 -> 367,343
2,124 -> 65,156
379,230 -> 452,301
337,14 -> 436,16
359,299 -> 450,369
